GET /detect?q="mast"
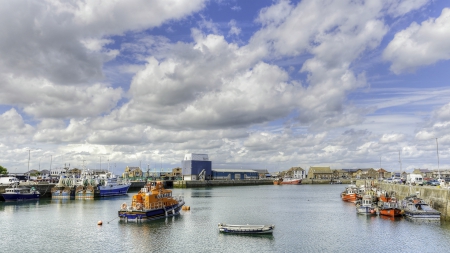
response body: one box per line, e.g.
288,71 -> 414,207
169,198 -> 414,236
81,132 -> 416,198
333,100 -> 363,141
28,150 -> 30,180
436,138 -> 441,179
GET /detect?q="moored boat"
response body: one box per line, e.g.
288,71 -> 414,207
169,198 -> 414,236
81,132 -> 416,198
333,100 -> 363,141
273,178 -> 283,185
218,223 -> 275,234
378,197 -> 402,217
97,172 -> 131,197
401,195 -> 440,221
356,195 -> 377,215
281,178 -> 301,185
341,185 -> 358,202
118,181 -> 185,221
2,186 -> 40,201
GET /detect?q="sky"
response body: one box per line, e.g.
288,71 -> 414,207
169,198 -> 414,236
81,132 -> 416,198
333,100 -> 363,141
1,0 -> 450,174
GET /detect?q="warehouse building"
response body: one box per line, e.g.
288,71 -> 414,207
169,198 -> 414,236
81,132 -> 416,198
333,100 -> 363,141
181,153 -> 212,180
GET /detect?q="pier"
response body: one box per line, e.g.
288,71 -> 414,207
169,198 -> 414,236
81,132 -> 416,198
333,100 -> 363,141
355,180 -> 450,221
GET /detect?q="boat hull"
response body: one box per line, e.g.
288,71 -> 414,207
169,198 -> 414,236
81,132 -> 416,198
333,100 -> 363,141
98,184 -> 131,197
342,193 -> 357,202
281,179 -> 301,185
118,201 -> 185,221
2,193 -> 40,201
404,211 -> 441,221
379,208 -> 402,217
218,224 -> 275,234
356,206 -> 377,215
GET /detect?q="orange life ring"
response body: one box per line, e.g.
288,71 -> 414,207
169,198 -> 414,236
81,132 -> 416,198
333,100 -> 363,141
136,203 -> 142,210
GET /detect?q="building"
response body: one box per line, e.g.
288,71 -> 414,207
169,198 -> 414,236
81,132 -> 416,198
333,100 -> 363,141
253,169 -> 271,179
352,168 -> 378,179
307,166 -> 333,179
123,166 -> 143,178
181,153 -> 212,180
377,168 -> 388,179
211,169 -> 258,180
291,167 -> 306,179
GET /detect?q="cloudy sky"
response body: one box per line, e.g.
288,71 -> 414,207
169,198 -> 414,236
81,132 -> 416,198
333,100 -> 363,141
1,0 -> 450,174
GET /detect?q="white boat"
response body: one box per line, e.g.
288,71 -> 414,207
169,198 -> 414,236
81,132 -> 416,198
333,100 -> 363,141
355,195 -> 376,215
218,223 -> 275,234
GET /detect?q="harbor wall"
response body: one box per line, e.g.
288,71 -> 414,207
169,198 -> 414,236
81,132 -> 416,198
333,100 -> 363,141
173,179 -> 273,188
356,180 -> 450,221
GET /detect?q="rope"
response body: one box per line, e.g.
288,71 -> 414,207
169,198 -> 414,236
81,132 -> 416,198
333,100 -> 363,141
107,216 -> 120,224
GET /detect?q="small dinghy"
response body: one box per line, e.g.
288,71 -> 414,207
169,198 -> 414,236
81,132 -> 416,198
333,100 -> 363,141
218,223 -> 275,234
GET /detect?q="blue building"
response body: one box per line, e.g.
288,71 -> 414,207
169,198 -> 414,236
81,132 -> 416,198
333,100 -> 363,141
211,169 -> 259,180
181,153 -> 212,180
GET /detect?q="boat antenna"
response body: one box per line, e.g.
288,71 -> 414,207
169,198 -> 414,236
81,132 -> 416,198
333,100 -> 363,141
436,138 -> 441,179
27,149 -> 31,181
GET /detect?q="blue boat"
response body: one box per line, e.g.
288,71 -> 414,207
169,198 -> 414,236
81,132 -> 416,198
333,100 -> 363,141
118,181 -> 185,221
96,172 -> 131,197
2,186 -> 40,201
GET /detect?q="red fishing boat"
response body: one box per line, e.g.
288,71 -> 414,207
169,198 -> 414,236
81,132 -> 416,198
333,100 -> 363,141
378,197 -> 402,217
341,185 -> 358,202
281,178 -> 302,185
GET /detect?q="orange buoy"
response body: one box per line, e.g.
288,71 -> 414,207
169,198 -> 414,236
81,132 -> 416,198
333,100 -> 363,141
97,220 -> 103,225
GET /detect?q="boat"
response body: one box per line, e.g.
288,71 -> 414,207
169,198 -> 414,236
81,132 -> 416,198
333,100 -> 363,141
280,178 -> 301,185
273,178 -> 283,185
118,181 -> 185,221
356,195 -> 377,215
401,195 -> 440,221
378,197 -> 402,217
1,186 -> 40,201
341,185 -> 358,202
96,172 -> 131,197
218,223 -> 275,234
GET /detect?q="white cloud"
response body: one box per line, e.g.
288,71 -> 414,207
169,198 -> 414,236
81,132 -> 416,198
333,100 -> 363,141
383,8 -> 450,74
228,19 -> 241,37
0,75 -> 123,119
380,133 -> 406,143
386,0 -> 430,18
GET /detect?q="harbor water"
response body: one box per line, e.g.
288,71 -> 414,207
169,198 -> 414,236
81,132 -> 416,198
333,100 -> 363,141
2,184 -> 450,252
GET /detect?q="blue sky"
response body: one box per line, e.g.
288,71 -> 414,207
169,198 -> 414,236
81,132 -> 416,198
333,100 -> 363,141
1,0 -> 450,174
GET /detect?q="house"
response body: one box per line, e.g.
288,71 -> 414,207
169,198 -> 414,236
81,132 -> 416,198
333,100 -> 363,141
291,167 -> 306,179
351,168 -> 378,179
333,169 -> 349,178
412,168 -> 434,178
377,168 -> 388,179
123,166 -> 143,178
307,166 -> 333,179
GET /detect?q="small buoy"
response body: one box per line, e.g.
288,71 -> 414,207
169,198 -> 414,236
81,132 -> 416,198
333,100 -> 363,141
97,220 -> 103,225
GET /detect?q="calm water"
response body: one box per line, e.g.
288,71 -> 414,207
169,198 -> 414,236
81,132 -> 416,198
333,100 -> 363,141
2,184 -> 450,252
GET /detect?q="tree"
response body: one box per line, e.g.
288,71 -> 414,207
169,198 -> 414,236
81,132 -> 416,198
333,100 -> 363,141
0,165 -> 8,175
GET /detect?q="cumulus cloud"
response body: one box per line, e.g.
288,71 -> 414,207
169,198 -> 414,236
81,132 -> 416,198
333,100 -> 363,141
383,8 -> 450,74
0,75 -> 123,119
228,20 -> 241,37
116,30 -> 302,130
380,133 -> 406,143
